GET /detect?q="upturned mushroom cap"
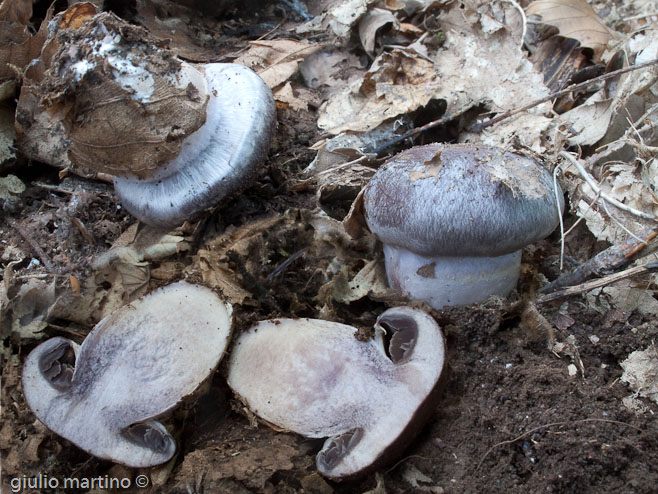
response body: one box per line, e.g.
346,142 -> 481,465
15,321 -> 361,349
363,143 -> 564,258
114,63 -> 276,228
227,307 -> 446,480
22,281 -> 232,468
15,6 -> 277,229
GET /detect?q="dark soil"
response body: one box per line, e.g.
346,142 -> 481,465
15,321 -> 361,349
2,2 -> 657,494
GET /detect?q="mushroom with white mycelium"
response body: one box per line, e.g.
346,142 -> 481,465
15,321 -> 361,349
227,306 -> 446,480
21,281 -> 232,467
362,143 -> 564,309
15,6 -> 276,229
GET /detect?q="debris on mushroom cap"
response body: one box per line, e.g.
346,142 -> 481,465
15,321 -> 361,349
227,306 -> 446,480
113,62 -> 277,228
21,281 -> 232,468
363,143 -> 564,258
15,6 -> 210,178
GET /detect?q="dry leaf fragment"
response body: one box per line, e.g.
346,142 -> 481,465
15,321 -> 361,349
526,0 -> 618,61
0,0 -> 53,81
235,39 -> 318,89
359,8 -> 400,56
621,345 -> 658,404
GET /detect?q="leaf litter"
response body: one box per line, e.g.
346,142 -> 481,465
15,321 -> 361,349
2,0 -> 658,493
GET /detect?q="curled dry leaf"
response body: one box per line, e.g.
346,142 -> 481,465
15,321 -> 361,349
359,8 -> 400,56
22,281 -> 232,467
526,0 -> 618,61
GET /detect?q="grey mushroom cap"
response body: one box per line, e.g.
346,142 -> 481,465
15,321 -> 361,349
21,281 -> 232,468
114,63 -> 276,228
363,143 -> 564,258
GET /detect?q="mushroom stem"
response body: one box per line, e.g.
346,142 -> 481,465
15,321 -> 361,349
383,244 -> 521,308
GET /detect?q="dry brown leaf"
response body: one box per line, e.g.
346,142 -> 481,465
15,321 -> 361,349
299,48 -> 363,91
134,0 -> 223,62
188,215 -> 293,305
319,1 -> 551,150
0,0 -> 32,25
359,8 -> 400,56
556,31 -> 658,247
0,0 -> 53,81
526,0 -> 617,61
274,82 -> 308,111
235,39 -> 318,89
318,49 -> 442,133
327,0 -> 377,38
15,7 -> 208,177
332,259 -> 389,303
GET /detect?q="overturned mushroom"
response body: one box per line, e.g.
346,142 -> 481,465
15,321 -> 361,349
227,307 -> 446,480
22,281 -> 232,467
15,6 -> 276,228
363,143 -> 564,309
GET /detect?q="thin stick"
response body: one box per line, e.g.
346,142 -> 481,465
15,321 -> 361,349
8,218 -> 58,273
368,114 -> 455,155
560,151 -> 657,221
472,58 -> 658,132
503,0 -> 527,43
369,59 -> 658,154
539,228 -> 657,294
476,418 -> 642,471
537,260 -> 658,304
553,165 -> 565,271
562,190 -> 600,238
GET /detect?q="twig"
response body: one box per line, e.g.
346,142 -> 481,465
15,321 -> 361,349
8,218 -> 58,274
367,114 -> 455,155
264,248 -> 307,286
476,418 -> 642,471
553,166 -> 565,270
560,151 -> 657,221
537,260 -> 658,304
562,190 -> 600,238
539,228 -> 657,294
502,0 -> 527,43
369,59 -> 658,154
471,58 -> 658,132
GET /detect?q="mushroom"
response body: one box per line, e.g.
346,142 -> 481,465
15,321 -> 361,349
227,306 -> 446,480
21,281 -> 232,467
362,143 -> 564,309
113,62 -> 276,228
15,8 -> 276,228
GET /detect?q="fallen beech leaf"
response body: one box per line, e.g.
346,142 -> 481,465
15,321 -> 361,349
526,0 -> 617,61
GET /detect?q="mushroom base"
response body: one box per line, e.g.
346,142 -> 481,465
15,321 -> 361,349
383,245 -> 521,309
